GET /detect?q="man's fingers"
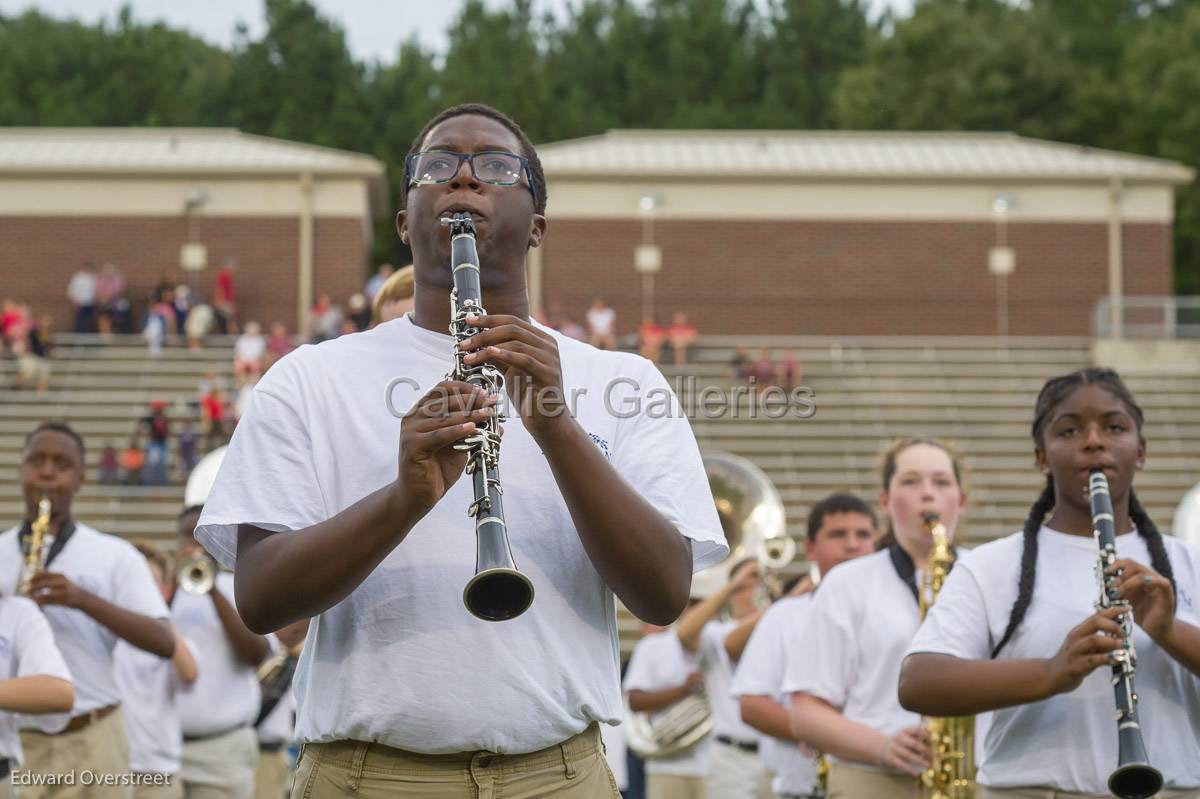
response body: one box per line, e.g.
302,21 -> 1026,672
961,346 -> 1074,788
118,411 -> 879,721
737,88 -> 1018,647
415,422 -> 478,452
407,407 -> 494,437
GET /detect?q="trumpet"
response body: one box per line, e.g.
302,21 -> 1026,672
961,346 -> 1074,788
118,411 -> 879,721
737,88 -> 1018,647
18,494 -> 53,595
757,534 -> 796,570
178,553 -> 216,595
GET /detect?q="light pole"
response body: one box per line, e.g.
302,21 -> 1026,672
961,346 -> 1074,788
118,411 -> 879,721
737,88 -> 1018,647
989,194 -> 1016,340
635,194 -> 662,326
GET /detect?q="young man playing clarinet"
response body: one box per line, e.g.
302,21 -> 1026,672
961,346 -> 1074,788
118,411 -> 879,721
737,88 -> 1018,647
195,103 -> 728,799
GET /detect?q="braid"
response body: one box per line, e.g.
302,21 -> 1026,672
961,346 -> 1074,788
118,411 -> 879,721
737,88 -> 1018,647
992,476 -> 1055,657
1129,489 -> 1177,609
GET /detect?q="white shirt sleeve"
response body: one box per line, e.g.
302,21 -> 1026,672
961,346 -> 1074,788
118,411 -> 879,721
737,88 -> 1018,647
622,637 -> 663,693
14,599 -> 71,683
732,604 -> 791,698
195,358 -> 327,568
609,359 -> 728,572
111,543 -> 170,621
782,587 -> 854,708
905,560 -> 993,661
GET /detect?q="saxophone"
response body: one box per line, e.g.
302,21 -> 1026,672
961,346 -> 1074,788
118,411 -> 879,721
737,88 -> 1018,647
18,494 -> 53,595
442,212 -> 534,622
918,512 -> 976,799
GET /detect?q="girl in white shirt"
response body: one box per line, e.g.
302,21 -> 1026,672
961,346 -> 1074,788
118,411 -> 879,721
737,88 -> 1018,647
785,437 -> 968,799
0,595 -> 74,799
899,368 -> 1200,798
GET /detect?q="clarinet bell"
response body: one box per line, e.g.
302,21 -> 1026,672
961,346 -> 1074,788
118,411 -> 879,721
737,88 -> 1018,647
1109,758 -> 1163,799
464,567 -> 535,622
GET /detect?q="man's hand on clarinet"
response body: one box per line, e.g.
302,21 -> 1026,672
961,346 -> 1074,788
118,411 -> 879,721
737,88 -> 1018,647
458,314 -> 570,442
397,380 -> 500,516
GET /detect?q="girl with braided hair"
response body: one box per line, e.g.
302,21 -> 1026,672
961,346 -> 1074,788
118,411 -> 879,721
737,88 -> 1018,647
785,438 -> 968,798
899,367 -> 1200,798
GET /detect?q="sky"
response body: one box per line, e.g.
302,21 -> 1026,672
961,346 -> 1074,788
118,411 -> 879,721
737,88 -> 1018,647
0,0 -> 914,63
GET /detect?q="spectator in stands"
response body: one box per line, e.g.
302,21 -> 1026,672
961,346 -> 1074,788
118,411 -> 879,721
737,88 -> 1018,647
197,369 -> 225,402
184,300 -> 215,351
234,321 -> 267,384
143,298 -> 168,357
122,432 -> 146,486
265,322 -> 294,366
142,400 -> 171,486
728,346 -> 751,383
751,347 -> 775,395
776,348 -> 803,392
559,316 -> 587,341
213,258 -> 238,334
67,260 -> 99,333
14,313 -> 53,394
172,281 -> 194,336
99,440 -> 119,485
371,265 -> 416,326
586,297 -> 617,350
178,421 -> 199,477
201,386 -> 227,452
1,297 -> 22,356
347,293 -> 371,331
96,262 -> 129,338
667,311 -> 698,367
365,263 -> 396,302
308,293 -> 343,343
638,315 -> 666,363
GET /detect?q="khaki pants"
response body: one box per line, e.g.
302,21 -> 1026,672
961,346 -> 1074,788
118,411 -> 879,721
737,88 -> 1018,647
647,773 -> 706,799
1,775 -> 13,799
826,763 -> 914,799
253,751 -> 289,799
18,708 -> 132,799
708,742 -> 764,799
290,723 -> 620,798
133,779 -> 184,799
978,787 -> 1200,799
181,727 -> 258,799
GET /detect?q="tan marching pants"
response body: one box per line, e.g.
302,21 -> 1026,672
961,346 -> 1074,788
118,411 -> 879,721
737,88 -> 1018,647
646,773 -> 707,799
132,779 -> 184,799
289,723 -> 620,798
252,751 -> 290,799
826,762 -> 915,799
978,786 -> 1200,799
18,708 -> 132,799
0,775 -> 13,799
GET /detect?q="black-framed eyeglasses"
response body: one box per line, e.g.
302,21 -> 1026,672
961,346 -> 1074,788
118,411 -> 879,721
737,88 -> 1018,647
405,150 -> 537,205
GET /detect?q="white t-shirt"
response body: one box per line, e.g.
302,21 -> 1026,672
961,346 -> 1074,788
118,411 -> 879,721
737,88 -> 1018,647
0,523 -> 170,720
173,572 -> 261,738
623,631 -> 712,777
906,526 -> 1200,792
586,306 -> 616,336
0,597 -> 71,764
732,595 -> 820,796
782,548 -> 922,768
234,333 -> 266,362
67,271 -> 97,305
114,636 -> 195,774
195,315 -> 726,754
600,719 -> 627,791
698,619 -> 759,743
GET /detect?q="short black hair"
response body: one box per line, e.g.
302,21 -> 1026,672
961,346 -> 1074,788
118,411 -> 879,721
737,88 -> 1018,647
179,505 -> 204,520
727,556 -> 758,580
24,421 -> 86,463
402,103 -> 548,215
806,493 -> 876,541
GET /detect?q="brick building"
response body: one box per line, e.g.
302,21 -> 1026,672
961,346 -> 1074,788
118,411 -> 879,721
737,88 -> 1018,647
532,131 -> 1194,337
0,128 -> 386,333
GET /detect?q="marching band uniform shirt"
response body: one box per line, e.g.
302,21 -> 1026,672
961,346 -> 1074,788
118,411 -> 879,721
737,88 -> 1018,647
173,572 -> 260,738
906,526 -> 1200,793
782,548 -> 922,770
700,618 -> 760,744
0,597 -> 71,764
114,635 -> 196,774
731,595 -> 820,796
623,631 -> 712,778
0,523 -> 169,721
196,314 -> 728,755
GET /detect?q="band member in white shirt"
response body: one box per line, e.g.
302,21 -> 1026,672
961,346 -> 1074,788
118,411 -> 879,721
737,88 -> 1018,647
115,542 -> 199,799
174,506 -> 269,799
785,438 -> 968,799
0,594 -> 74,799
731,493 -> 877,799
4,421 -> 175,799
194,103 -> 726,798
900,369 -> 1200,797
624,622 -> 711,799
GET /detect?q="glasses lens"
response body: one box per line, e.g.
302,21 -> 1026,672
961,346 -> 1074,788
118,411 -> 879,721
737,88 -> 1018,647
472,152 -> 522,185
411,151 -> 460,184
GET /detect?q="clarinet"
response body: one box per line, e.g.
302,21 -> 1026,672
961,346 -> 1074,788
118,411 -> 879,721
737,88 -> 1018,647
1088,469 -> 1162,799
442,212 -> 534,622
